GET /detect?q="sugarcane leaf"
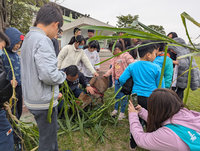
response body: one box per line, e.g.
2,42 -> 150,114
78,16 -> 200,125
158,45 -> 168,88
181,12 -> 195,48
177,52 -> 200,59
183,56 -> 193,104
47,86 -> 55,123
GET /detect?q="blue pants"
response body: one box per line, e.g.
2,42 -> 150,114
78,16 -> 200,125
114,80 -> 127,113
0,110 -> 14,151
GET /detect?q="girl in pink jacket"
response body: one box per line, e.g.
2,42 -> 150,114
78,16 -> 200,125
128,88 -> 200,151
104,42 -> 134,120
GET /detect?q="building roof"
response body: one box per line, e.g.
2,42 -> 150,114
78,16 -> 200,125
62,17 -> 114,35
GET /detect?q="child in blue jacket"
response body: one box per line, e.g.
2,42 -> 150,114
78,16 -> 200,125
2,27 -> 24,119
153,42 -> 173,88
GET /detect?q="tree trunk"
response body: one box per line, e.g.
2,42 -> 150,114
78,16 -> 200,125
0,0 -> 8,31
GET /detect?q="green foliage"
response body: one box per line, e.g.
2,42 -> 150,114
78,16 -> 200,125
148,25 -> 166,35
6,0 -> 49,34
116,14 -> 139,28
116,14 -> 166,34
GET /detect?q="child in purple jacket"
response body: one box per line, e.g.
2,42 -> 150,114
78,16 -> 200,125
128,88 -> 200,151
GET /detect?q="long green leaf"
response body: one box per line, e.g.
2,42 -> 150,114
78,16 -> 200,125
177,51 -> 200,59
183,56 -> 193,104
158,45 -> 168,88
47,86 -> 55,123
181,12 -> 195,48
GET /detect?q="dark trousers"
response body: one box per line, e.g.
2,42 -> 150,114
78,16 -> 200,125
172,87 -> 185,100
130,96 -> 148,149
176,87 -> 185,100
30,107 -> 58,151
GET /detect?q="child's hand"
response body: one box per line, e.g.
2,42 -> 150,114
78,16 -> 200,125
128,100 -> 138,113
103,73 -> 108,77
86,86 -> 95,95
135,105 -> 142,112
11,80 -> 17,88
93,72 -> 99,77
58,93 -> 63,100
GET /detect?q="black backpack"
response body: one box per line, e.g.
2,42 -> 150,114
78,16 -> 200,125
121,77 -> 133,95
0,57 -> 12,107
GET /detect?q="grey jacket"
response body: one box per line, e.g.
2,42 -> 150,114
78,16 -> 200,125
168,37 -> 200,90
20,27 -> 66,110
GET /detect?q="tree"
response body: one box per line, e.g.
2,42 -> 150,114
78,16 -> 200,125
148,25 -> 166,35
0,0 -> 8,31
117,14 -> 139,28
0,0 -> 49,33
116,14 -> 166,34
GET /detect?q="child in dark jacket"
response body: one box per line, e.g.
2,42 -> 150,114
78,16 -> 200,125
0,31 -> 14,151
2,27 -> 24,120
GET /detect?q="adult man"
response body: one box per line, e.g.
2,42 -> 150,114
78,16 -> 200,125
20,3 -> 66,151
85,29 -> 100,52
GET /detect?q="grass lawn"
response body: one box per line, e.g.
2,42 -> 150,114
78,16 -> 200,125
58,56 -> 200,151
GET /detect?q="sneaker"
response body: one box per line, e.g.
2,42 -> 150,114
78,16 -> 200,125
111,110 -> 118,116
118,112 -> 125,120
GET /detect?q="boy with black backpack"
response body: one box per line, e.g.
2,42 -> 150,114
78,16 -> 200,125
119,40 -> 165,150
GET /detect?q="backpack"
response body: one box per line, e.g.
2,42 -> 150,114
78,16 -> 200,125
165,124 -> 200,151
121,77 -> 133,95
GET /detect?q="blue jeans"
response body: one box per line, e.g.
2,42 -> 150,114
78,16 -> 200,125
114,80 -> 127,113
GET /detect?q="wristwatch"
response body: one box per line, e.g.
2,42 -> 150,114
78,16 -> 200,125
87,84 -> 90,87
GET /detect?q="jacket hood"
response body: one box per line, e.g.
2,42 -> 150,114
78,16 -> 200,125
173,37 -> 186,45
169,37 -> 190,56
163,108 -> 200,132
5,27 -> 24,52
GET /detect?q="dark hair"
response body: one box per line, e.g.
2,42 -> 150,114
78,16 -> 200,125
34,2 -> 63,28
64,65 -> 79,77
138,40 -> 157,58
167,32 -> 178,39
88,40 -> 98,49
88,29 -> 95,33
152,41 -> 167,52
75,35 -> 85,44
0,31 -> 10,48
74,27 -> 81,35
127,46 -> 137,59
147,88 -> 184,132
108,42 -> 123,51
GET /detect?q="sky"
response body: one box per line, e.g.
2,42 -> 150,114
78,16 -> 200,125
57,0 -> 200,43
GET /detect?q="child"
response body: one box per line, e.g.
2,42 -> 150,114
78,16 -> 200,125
20,3 -> 67,151
58,35 -> 99,77
0,31 -> 14,151
168,37 -> 200,100
128,88 -> 200,151
119,41 -> 165,109
81,40 -> 100,82
104,42 -> 134,120
2,27 -> 24,119
119,40 -> 165,150
153,42 -> 173,88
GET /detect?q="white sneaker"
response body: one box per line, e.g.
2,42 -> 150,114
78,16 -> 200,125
118,112 -> 126,120
111,110 -> 118,116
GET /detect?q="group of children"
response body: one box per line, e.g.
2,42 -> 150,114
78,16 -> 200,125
1,2 -> 200,151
